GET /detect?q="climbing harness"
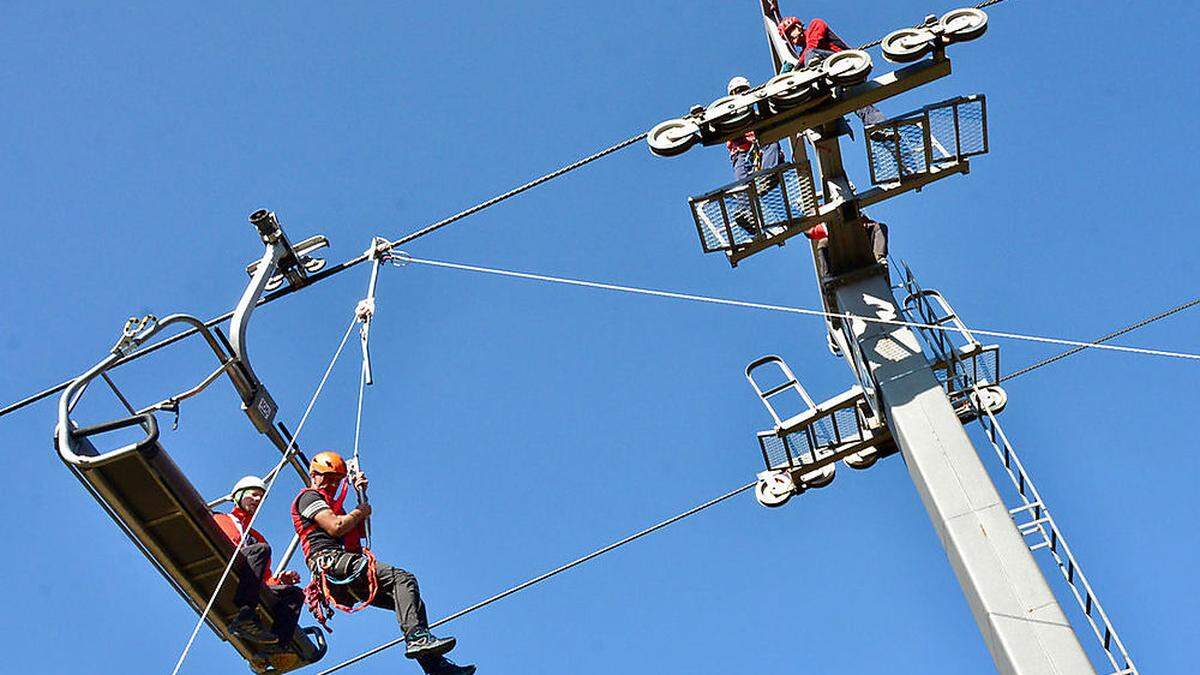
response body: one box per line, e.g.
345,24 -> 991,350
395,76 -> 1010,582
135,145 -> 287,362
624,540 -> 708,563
294,481 -> 381,631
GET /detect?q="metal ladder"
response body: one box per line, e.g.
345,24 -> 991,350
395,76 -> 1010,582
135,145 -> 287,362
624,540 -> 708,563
973,402 -> 1138,675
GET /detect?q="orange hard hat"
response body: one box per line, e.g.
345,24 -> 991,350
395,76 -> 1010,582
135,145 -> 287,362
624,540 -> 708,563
309,451 -> 348,476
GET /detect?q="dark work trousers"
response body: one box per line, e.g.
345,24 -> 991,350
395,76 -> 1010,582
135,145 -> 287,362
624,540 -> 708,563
324,551 -> 430,636
322,551 -> 446,673
233,541 -> 305,642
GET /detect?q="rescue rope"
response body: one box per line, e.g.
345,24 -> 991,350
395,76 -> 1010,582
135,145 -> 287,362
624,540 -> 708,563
170,317 -> 359,675
395,255 -> 1200,364
306,549 -> 381,633
316,480 -> 757,674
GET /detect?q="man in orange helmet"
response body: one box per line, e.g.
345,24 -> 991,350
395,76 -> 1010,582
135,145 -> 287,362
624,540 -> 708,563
291,451 -> 475,675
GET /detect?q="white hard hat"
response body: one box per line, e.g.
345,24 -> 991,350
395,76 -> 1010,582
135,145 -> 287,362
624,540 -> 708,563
231,475 -> 267,505
727,76 -> 752,95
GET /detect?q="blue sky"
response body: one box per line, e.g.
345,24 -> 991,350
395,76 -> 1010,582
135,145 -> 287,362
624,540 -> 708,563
2,1 -> 1198,673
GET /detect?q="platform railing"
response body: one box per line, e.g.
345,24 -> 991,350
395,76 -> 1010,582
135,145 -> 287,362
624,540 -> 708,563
689,159 -> 820,256
866,94 -> 988,185
897,265 -> 1003,418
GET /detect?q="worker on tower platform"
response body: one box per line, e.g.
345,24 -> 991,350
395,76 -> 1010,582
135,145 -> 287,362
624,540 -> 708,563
777,16 -> 886,128
291,451 -> 476,675
727,76 -> 786,234
728,76 -> 785,184
215,475 -> 306,647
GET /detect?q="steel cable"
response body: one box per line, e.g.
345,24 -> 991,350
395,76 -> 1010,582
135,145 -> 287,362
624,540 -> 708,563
1001,296 -> 1200,382
0,133 -> 646,420
315,480 -> 756,674
395,255 -> 1200,364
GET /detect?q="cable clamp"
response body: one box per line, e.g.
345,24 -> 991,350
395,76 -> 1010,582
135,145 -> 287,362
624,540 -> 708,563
112,315 -> 159,356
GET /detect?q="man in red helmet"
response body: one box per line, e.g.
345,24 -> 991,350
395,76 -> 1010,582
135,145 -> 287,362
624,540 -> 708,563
777,16 -> 886,128
215,475 -> 306,647
292,451 -> 475,675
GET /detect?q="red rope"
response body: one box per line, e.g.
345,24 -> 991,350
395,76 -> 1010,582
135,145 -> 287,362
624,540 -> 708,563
305,549 -> 380,632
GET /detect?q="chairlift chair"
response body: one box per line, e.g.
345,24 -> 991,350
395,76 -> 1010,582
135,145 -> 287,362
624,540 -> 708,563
54,211 -> 330,673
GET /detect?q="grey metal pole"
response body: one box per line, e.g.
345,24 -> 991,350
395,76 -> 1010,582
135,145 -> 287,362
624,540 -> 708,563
834,271 -> 1095,675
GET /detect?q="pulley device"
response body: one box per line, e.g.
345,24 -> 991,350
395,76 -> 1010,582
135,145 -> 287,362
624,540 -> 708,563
54,209 -> 331,674
348,237 -> 395,550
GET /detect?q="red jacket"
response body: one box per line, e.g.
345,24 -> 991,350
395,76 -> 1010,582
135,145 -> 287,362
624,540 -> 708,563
727,130 -> 758,156
799,18 -> 850,64
214,507 -> 280,585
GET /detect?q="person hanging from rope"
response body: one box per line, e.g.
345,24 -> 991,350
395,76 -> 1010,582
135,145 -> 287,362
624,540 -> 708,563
214,475 -> 306,647
292,451 -> 476,675
776,15 -> 887,130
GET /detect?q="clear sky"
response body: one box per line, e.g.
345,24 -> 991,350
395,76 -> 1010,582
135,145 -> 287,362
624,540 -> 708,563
2,1 -> 1198,673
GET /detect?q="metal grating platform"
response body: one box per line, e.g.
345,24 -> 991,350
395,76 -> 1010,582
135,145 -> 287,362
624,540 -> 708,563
867,94 -> 988,184
689,160 -> 819,257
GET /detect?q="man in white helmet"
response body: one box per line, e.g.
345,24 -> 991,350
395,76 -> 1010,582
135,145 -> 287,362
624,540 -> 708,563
726,76 -> 785,186
725,75 -> 789,234
214,475 -> 306,646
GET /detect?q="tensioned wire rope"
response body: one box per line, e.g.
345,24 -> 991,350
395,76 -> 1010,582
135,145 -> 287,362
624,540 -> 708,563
171,316 -> 358,675
314,253 -> 1197,673
0,131 -> 646,419
393,255 -> 1200,364
0,0 -> 1031,421
316,480 -> 757,674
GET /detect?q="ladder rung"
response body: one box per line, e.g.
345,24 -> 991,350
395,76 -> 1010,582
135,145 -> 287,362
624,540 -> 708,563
761,380 -> 799,398
1008,501 -> 1044,516
1018,517 -> 1052,534
1028,540 -> 1051,552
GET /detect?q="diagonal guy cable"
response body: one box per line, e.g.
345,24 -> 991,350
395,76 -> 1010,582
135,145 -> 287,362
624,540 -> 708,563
396,255 -> 1200,364
316,480 -> 756,674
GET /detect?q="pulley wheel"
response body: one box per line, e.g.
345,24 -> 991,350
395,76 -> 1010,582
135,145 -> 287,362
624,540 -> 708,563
797,454 -> 836,488
969,385 -> 1008,415
881,27 -> 937,63
822,49 -> 873,86
756,471 -> 795,508
940,8 -> 989,43
843,449 -> 879,470
705,95 -> 757,134
764,71 -> 821,110
647,118 -> 701,157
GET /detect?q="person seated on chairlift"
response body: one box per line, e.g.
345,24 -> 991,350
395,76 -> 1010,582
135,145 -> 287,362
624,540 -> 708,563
292,451 -> 475,675
215,475 -> 306,647
777,15 -> 888,133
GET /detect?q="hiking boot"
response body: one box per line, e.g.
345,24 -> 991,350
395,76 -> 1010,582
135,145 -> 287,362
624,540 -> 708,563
421,655 -> 477,675
229,607 -> 279,645
405,628 -> 456,659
